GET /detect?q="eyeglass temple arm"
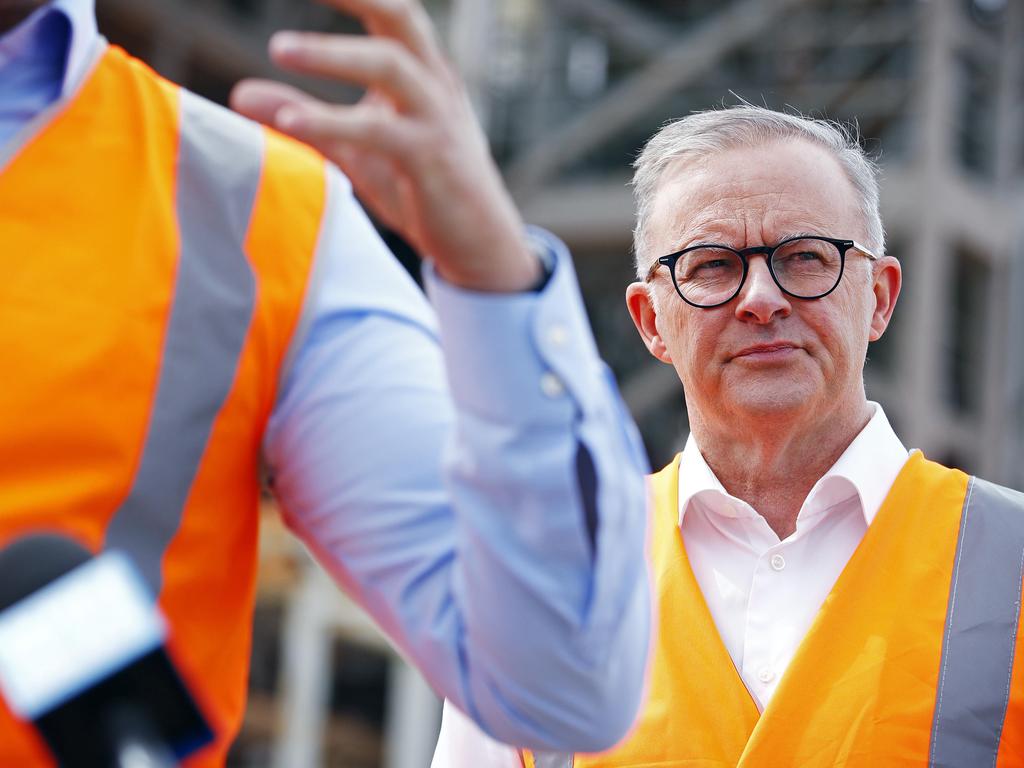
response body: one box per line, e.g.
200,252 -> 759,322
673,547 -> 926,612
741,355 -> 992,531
643,259 -> 664,282
851,241 -> 878,260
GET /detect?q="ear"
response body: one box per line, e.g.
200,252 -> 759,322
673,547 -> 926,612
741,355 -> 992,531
868,256 -> 902,342
626,282 -> 674,364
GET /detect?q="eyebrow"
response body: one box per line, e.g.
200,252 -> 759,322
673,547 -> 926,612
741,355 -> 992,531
667,230 -> 736,251
779,231 -> 823,242
671,230 -> 825,252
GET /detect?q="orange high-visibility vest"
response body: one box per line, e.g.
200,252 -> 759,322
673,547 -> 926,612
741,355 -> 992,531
523,452 -> 1024,767
0,42 -> 327,766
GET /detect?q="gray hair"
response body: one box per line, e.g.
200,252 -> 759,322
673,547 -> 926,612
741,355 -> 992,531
630,105 -> 885,279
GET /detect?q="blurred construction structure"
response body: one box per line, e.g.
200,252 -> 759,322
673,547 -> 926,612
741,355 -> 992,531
95,0 -> 1024,765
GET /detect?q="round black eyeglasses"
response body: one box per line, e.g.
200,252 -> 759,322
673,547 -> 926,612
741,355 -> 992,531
644,235 -> 878,309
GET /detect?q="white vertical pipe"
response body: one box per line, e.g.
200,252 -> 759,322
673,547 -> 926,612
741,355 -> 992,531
272,568 -> 332,768
448,0 -> 497,132
383,658 -> 442,768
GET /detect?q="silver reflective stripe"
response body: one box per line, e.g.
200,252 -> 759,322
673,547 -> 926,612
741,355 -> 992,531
105,90 -> 261,592
930,477 -> 1024,767
532,752 -> 573,768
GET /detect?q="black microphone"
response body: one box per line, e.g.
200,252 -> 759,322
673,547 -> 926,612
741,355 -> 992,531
0,534 -> 214,767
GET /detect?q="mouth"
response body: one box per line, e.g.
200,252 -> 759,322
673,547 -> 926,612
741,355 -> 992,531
730,343 -> 802,362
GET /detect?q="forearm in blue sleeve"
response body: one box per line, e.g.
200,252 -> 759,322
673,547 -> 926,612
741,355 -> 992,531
422,230 -> 651,750
265,169 -> 651,751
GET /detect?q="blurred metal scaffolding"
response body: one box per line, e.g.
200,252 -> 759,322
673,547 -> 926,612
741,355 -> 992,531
469,0 -> 1024,485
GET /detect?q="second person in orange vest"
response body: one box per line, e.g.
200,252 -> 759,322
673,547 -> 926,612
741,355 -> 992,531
0,0 -> 651,763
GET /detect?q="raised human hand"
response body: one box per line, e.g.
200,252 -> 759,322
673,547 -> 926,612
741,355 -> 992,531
231,0 -> 542,292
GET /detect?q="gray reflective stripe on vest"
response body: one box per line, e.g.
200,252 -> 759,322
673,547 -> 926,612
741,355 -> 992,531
930,477 -> 1024,767
529,752 -> 573,768
105,89 -> 260,592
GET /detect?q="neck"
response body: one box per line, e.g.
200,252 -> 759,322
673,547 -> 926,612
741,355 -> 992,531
0,1 -> 46,34
690,398 -> 873,539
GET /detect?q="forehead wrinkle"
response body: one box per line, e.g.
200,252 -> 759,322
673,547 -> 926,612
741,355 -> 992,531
666,199 -> 839,252
661,188 -> 767,247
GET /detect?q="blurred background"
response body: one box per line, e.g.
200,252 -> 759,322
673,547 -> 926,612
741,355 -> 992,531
93,0 -> 1024,764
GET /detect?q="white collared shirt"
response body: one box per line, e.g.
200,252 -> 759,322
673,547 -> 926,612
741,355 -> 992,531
431,402 -> 910,766
679,402 -> 908,709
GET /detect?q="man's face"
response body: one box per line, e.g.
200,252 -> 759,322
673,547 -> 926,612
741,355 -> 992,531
626,138 -> 900,434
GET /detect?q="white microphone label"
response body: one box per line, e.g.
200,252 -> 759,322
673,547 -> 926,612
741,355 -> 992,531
0,551 -> 167,720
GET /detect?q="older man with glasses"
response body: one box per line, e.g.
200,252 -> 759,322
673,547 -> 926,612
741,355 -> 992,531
433,106 -> 1024,767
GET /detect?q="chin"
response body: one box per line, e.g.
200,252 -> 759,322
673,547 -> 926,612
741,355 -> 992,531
728,387 -> 821,419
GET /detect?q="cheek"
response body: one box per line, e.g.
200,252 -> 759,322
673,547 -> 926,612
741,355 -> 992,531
659,311 -> 723,385
656,311 -> 686,361
808,296 -> 872,372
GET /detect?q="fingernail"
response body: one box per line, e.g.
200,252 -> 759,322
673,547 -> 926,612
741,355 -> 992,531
270,32 -> 299,57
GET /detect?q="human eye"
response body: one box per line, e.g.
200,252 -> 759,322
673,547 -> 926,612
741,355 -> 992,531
679,247 -> 740,281
775,239 -> 836,268
697,256 -> 733,270
779,247 -> 823,263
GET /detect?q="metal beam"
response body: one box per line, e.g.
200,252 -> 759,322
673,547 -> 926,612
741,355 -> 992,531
448,0 -> 498,131
383,662 -> 441,768
97,0 -> 357,103
514,178 -> 634,249
273,566 -> 333,768
767,4 -> 917,50
548,0 -> 673,60
505,0 -> 809,195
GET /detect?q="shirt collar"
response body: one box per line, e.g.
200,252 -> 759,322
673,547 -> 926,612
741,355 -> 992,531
54,0 -> 97,96
678,402 -> 909,529
0,0 -> 98,97
677,434 -> 740,527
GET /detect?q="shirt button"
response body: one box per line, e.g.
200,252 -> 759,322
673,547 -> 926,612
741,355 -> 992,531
757,667 -> 776,684
770,553 -> 786,571
547,324 -> 569,347
540,372 -> 565,398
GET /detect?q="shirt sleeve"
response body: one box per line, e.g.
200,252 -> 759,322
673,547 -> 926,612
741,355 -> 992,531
263,166 -> 651,752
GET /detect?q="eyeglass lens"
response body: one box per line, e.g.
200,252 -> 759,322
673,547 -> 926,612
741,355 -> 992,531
673,238 -> 842,306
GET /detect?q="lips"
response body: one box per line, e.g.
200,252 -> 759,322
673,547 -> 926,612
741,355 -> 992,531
731,342 -> 801,360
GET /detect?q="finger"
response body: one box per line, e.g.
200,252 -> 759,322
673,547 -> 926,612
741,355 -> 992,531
230,79 -> 317,126
273,100 -> 419,165
271,32 -> 437,116
316,0 -> 445,71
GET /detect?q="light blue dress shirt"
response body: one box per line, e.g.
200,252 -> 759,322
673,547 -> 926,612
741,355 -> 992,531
0,0 -> 651,751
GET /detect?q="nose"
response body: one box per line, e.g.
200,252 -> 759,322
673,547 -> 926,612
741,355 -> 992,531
734,256 -> 791,324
